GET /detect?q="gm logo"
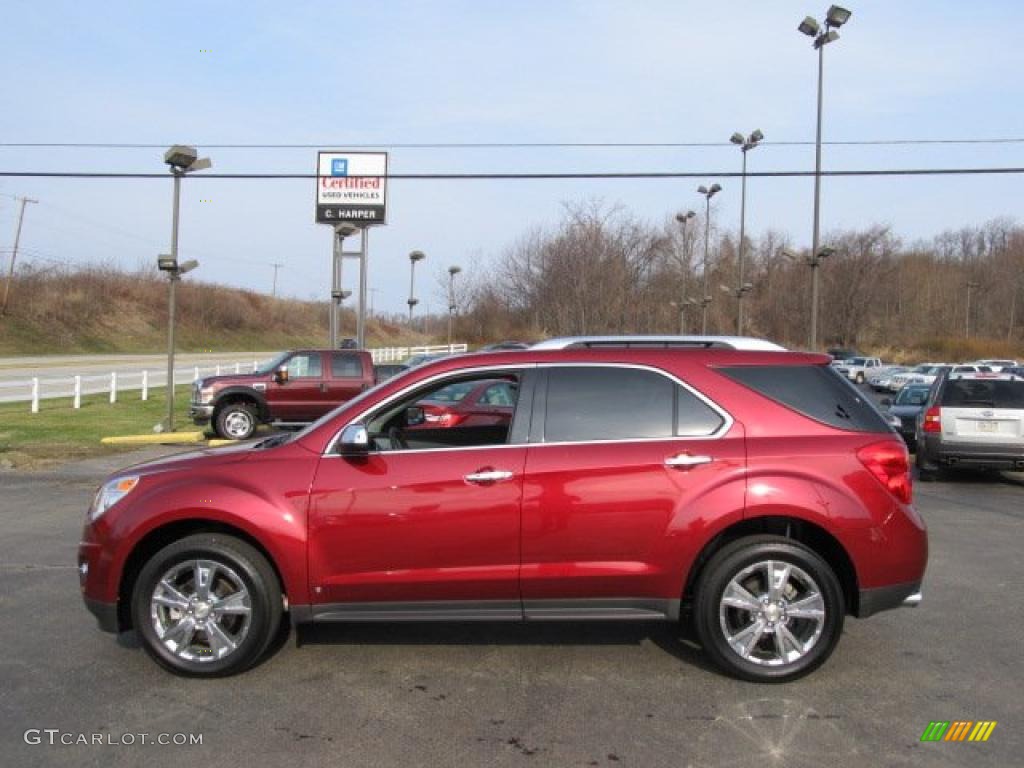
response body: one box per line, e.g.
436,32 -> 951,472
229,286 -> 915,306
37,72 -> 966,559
331,158 -> 349,176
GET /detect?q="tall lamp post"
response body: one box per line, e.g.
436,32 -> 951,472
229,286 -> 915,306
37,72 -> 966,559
408,250 -> 426,326
798,5 -> 852,348
447,265 -> 462,349
783,246 -> 835,346
965,281 -> 980,338
729,129 -> 764,335
697,184 -> 722,334
161,145 -> 210,432
674,210 -> 696,333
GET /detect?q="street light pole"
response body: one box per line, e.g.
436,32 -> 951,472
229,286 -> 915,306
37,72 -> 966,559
674,210 -> 696,334
798,6 -> 851,349
697,184 -> 722,334
408,250 -> 425,327
160,145 -> 210,431
447,265 -> 461,348
730,130 -> 763,335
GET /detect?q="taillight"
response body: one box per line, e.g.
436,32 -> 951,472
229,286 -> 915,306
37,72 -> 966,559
857,441 -> 913,504
922,406 -> 942,433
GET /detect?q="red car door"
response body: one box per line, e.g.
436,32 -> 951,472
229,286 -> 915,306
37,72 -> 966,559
519,365 -> 746,619
264,351 -> 327,421
322,352 -> 370,417
306,368 -> 535,616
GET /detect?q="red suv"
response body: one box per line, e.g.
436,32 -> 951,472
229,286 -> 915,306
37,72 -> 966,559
79,336 -> 927,682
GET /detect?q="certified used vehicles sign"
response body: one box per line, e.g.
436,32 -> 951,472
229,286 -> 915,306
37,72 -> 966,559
315,151 -> 388,224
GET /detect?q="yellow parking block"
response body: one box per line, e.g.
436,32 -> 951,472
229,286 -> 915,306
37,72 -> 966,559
206,439 -> 238,447
100,431 -> 206,445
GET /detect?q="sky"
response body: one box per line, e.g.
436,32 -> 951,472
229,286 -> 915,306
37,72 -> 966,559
1,0 -> 1022,313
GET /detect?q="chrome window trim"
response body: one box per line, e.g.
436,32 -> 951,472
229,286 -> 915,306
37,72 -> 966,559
322,362 -> 733,456
531,335 -> 785,351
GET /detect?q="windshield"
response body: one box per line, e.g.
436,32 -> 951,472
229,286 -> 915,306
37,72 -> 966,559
255,351 -> 290,375
849,357 -> 868,365
896,387 -> 929,406
911,365 -> 931,373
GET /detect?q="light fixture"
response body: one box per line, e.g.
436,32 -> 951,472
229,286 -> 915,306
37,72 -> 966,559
730,132 -> 745,145
826,5 -> 852,27
177,259 -> 199,275
798,16 -> 820,36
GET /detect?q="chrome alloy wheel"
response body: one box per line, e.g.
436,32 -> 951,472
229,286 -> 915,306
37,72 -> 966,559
150,559 -> 252,663
223,410 -> 253,439
718,560 -> 826,667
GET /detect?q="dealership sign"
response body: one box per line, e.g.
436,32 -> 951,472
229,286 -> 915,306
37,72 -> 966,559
315,151 -> 388,224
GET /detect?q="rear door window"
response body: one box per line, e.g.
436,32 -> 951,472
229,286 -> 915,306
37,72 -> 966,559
331,353 -> 365,378
543,366 -> 723,442
720,365 -> 890,432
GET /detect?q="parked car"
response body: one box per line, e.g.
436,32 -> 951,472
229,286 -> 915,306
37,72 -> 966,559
902,364 -> 952,389
833,357 -> 883,384
970,359 -> 1018,372
951,364 -> 992,374
81,335 -> 926,683
916,371 -> 1024,479
882,384 -> 930,449
406,377 -> 517,432
190,349 -> 375,440
373,363 -> 409,384
868,366 -> 910,392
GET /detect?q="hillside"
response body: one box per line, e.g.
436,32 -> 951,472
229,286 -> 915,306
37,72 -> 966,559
0,265 -> 427,355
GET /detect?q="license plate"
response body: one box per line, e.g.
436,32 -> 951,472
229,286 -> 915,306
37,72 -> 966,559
977,420 -> 999,433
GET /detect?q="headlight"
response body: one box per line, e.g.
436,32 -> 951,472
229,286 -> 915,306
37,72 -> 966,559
89,476 -> 139,521
199,387 -> 215,403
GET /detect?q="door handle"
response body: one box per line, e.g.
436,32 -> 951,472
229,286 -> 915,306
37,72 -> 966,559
665,454 -> 713,469
464,469 -> 514,484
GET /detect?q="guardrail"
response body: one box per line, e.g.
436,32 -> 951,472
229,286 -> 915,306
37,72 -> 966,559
0,343 -> 469,412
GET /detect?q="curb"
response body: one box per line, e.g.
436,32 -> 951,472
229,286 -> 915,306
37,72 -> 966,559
100,431 -> 206,446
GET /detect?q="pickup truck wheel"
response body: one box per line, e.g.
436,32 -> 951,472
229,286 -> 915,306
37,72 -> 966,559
131,534 -> 282,677
215,402 -> 257,440
693,535 -> 844,683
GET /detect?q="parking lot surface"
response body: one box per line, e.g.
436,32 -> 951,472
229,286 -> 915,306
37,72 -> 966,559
1,448 -> 1020,768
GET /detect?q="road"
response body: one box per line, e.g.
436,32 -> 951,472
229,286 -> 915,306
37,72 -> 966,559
0,352 -> 277,405
0,448 -> 1020,768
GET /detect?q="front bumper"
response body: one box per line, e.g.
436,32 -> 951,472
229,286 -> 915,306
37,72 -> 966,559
190,403 -> 214,423
858,582 -> 922,618
83,596 -> 119,633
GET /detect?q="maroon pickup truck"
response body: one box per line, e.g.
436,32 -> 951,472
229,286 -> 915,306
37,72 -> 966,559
190,349 -> 375,440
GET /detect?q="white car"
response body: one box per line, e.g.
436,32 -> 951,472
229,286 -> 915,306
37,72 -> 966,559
970,359 -> 1019,373
890,363 -> 944,392
833,356 -> 883,384
868,366 -> 910,392
903,364 -> 952,389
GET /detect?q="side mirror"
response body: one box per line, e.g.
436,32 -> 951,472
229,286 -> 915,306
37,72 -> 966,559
880,397 -> 893,408
337,424 -> 369,456
405,406 -> 425,427
274,365 -> 289,384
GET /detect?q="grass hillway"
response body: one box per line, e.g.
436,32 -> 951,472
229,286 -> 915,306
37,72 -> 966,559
0,264 -> 429,355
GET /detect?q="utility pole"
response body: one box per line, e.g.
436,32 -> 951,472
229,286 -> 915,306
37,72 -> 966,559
1,196 -> 38,316
271,263 -> 283,297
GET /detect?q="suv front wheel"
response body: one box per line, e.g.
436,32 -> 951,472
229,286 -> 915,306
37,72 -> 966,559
131,534 -> 282,677
693,535 -> 844,683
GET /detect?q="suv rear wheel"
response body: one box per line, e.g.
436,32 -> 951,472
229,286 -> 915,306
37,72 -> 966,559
215,401 -> 258,440
693,535 -> 844,683
131,534 -> 282,677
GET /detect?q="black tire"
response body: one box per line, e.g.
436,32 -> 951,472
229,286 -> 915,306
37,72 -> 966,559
693,535 -> 844,683
214,401 -> 258,440
131,534 -> 282,677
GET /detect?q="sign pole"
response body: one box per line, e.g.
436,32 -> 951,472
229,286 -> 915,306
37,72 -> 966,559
357,227 -> 369,349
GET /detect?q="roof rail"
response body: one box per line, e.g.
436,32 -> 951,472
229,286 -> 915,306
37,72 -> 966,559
530,335 -> 787,352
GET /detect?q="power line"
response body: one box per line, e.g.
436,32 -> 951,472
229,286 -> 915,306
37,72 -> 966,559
1,138 -> 1024,149
2,167 -> 1024,180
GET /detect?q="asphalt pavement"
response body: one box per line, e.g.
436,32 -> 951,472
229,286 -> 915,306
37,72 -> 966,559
0,444 -> 1021,768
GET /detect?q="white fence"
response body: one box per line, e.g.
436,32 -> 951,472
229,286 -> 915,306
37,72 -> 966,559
0,343 -> 469,412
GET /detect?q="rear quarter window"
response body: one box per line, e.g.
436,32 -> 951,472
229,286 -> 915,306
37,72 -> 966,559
719,365 -> 890,432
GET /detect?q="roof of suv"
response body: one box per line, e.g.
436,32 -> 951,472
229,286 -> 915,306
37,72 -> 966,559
530,335 -> 786,351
